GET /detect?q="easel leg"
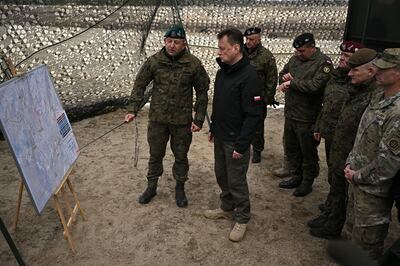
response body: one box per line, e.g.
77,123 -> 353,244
66,179 -> 86,220
53,195 -> 75,252
13,181 -> 24,232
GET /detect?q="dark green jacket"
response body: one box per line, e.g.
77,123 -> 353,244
279,48 -> 333,122
129,48 -> 210,126
329,80 -> 377,172
246,44 -> 278,105
315,68 -> 350,140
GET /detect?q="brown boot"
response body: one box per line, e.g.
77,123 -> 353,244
229,223 -> 247,242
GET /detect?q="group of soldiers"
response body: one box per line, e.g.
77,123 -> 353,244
125,24 -> 400,262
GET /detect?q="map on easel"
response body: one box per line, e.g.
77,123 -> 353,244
0,65 -> 79,215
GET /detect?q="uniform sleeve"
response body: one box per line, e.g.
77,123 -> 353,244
264,54 -> 278,105
278,61 -> 290,85
128,58 -> 154,114
290,61 -> 333,94
193,61 -> 210,128
234,71 -> 263,154
353,115 -> 400,186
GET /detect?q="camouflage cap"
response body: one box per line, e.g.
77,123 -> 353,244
348,48 -> 377,68
373,48 -> 400,69
164,25 -> 186,39
243,27 -> 261,36
293,33 -> 315,48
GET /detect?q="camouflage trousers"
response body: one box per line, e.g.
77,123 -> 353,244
320,168 -> 348,234
146,121 -> 192,182
344,184 -> 393,260
251,106 -> 267,152
284,118 -> 319,185
214,137 -> 251,224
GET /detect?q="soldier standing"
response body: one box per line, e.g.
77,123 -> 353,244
308,41 -> 364,227
243,27 -> 278,163
277,33 -> 333,197
204,28 -> 263,242
125,25 -> 210,208
344,48 -> 400,260
310,48 -> 378,239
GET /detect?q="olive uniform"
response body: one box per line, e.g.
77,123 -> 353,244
246,44 -> 278,153
279,48 -> 333,194
130,47 -> 210,182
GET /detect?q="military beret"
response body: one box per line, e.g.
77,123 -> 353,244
293,33 -> 315,48
164,25 -> 186,39
373,48 -> 400,69
244,27 -> 261,36
348,48 -> 377,68
340,41 -> 364,53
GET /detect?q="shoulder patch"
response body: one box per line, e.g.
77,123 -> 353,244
386,128 -> 400,155
323,66 -> 331,74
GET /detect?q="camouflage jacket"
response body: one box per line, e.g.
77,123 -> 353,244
329,80 -> 377,172
246,44 -> 278,105
315,68 -> 350,141
279,48 -> 333,122
129,48 -> 210,126
347,91 -> 400,198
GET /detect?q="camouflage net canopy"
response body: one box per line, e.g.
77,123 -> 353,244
0,0 -> 348,120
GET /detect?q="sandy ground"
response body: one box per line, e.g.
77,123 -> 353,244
1,107 -> 398,266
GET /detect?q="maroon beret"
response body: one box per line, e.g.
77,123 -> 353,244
340,41 -> 364,53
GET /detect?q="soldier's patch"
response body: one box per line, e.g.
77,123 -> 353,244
388,137 -> 400,155
323,66 -> 331,73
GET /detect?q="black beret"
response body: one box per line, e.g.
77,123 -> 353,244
164,25 -> 186,39
293,33 -> 315,48
348,48 -> 377,68
244,27 -> 261,36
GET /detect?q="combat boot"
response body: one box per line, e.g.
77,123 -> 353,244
271,159 -> 291,178
229,223 -> 247,242
278,176 -> 303,189
138,178 -> 158,204
293,183 -> 313,197
175,181 -> 188,208
252,150 -> 261,163
307,215 -> 328,228
204,208 -> 233,220
309,227 -> 340,240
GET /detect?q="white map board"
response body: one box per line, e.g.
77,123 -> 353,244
0,65 -> 79,214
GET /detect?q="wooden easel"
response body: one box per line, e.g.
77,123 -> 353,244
2,55 -> 86,252
13,167 -> 86,252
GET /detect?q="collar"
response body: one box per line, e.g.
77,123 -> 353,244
216,55 -> 250,74
371,91 -> 400,110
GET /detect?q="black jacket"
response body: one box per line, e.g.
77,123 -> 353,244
210,56 -> 263,154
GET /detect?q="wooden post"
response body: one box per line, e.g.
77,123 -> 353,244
13,181 -> 24,232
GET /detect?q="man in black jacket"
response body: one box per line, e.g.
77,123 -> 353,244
204,28 -> 263,242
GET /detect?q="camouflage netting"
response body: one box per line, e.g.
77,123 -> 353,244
0,0 -> 348,121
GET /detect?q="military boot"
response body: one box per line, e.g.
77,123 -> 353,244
175,181 -> 188,208
229,223 -> 247,242
252,150 -> 261,163
278,176 -> 303,189
138,178 -> 158,204
307,215 -> 328,228
309,226 -> 340,240
293,182 -> 313,197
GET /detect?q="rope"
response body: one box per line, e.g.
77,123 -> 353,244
15,0 -> 133,68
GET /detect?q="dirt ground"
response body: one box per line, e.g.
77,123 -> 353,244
1,107 -> 398,266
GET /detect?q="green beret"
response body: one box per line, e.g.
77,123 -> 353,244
244,27 -> 261,36
348,48 -> 377,68
293,33 -> 315,48
164,25 -> 186,39
373,48 -> 400,69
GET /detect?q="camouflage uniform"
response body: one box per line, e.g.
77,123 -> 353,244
129,47 -> 210,182
280,48 -> 332,187
246,45 -> 278,152
320,81 -> 377,236
345,90 -> 400,259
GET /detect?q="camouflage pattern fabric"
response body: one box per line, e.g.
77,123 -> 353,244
129,47 -> 210,127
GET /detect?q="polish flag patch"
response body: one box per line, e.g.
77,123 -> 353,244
254,96 -> 262,101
